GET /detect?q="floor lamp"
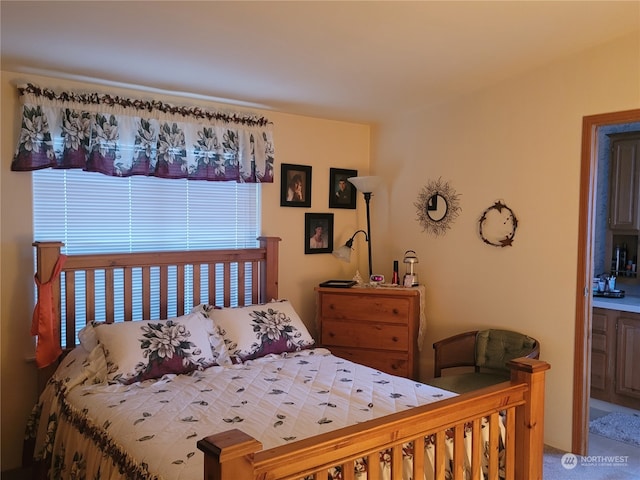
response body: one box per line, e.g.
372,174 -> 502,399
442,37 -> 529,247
343,176 -> 381,277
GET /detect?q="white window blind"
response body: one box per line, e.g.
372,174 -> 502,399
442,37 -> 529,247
33,169 -> 260,345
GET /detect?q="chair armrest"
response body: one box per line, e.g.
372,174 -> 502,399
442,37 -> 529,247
525,341 -> 540,360
433,330 -> 478,377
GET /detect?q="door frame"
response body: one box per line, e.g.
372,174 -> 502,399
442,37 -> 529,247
573,108 -> 640,455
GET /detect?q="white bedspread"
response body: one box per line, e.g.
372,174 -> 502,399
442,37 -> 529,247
28,347 -> 457,480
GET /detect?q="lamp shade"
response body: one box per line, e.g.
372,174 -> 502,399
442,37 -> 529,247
347,176 -> 381,193
332,245 -> 352,262
332,230 -> 367,265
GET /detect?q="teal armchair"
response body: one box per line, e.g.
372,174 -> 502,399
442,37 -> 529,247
426,329 -> 540,394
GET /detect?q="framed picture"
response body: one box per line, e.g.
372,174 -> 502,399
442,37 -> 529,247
328,168 -> 357,209
305,213 -> 334,254
281,163 -> 312,207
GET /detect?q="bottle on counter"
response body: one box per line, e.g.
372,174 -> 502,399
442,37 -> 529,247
613,245 -> 622,274
392,260 -> 399,285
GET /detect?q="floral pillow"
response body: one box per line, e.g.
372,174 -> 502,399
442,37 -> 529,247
82,313 -> 232,368
208,300 -> 315,362
93,312 -> 219,384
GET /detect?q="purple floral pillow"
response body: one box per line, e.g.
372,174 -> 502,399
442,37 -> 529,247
210,300 -> 315,362
93,312 -> 218,384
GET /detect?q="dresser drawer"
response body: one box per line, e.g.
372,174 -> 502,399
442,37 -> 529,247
321,319 -> 408,350
320,293 -> 410,324
315,286 -> 422,379
328,346 -> 410,377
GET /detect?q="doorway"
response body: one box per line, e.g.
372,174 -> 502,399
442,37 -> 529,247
573,108 -> 640,455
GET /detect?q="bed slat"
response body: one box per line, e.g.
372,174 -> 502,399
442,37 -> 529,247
391,443 -> 403,478
435,430 -> 446,480
505,408 -> 516,480
252,264 -> 259,305
488,412 -> 500,479
412,436 -> 425,480
193,264 -> 202,307
223,262 -> 231,306
64,271 -> 76,345
142,266 -> 151,320
470,418 -> 482,480
342,461 -> 355,480
453,424 -> 464,480
208,263 -> 217,307
367,452 -> 381,480
177,264 -> 185,316
124,267 -> 133,321
105,269 -> 114,322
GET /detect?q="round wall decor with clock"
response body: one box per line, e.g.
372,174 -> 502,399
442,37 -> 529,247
414,178 -> 461,236
478,201 -> 518,247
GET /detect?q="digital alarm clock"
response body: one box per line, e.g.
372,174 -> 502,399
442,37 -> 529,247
369,274 -> 385,285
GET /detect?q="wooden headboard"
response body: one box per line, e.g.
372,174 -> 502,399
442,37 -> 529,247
33,236 -> 280,389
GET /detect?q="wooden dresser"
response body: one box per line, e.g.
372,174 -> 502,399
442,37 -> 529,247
315,286 -> 422,379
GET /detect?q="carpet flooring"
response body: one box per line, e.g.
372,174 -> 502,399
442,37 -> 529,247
589,412 -> 640,447
544,442 -> 640,479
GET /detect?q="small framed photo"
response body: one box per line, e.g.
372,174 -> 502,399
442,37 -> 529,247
329,168 -> 357,209
281,163 -> 312,207
305,213 -> 334,254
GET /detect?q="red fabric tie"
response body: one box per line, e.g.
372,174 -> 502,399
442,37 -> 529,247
31,254 -> 67,368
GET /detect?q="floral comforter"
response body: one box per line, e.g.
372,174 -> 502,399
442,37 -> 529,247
26,347 -> 468,480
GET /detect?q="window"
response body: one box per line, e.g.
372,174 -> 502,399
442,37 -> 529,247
33,169 -> 260,345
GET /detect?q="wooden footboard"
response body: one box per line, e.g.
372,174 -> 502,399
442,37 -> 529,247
198,357 -> 549,480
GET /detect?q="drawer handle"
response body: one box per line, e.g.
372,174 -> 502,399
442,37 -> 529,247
392,308 -> 399,314
392,336 -> 399,343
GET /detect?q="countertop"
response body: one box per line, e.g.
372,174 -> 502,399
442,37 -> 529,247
592,293 -> 640,313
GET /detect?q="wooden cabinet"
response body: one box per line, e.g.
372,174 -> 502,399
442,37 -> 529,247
315,286 -> 421,379
608,133 -> 640,231
606,133 -> 640,278
590,309 -> 614,395
591,307 -> 640,409
615,314 -> 640,402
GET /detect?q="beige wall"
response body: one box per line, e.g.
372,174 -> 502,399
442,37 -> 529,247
0,72 -> 370,470
371,32 -> 640,451
2,30 -> 639,469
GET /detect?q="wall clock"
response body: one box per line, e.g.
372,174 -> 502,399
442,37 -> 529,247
478,201 -> 518,247
414,178 -> 461,236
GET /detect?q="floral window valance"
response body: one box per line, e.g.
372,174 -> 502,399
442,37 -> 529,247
11,83 -> 274,183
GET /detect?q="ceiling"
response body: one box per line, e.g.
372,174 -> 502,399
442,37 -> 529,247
1,1 -> 639,124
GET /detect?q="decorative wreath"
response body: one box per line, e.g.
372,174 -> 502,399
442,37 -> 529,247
414,178 -> 461,237
478,201 -> 518,247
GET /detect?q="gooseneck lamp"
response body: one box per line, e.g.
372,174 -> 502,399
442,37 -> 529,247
333,229 -> 369,269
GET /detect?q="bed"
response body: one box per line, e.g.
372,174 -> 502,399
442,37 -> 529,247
25,237 -> 550,480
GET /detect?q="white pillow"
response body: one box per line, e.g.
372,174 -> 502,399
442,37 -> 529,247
94,312 -> 219,384
210,300 -> 315,362
78,321 -> 102,352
